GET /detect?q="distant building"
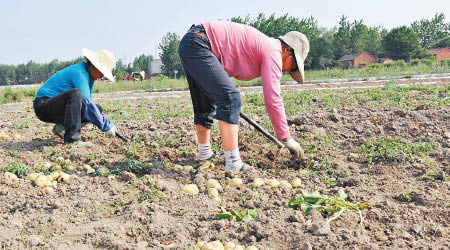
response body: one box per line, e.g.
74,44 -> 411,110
151,59 -> 163,76
377,58 -> 393,64
428,47 -> 450,61
338,52 -> 376,68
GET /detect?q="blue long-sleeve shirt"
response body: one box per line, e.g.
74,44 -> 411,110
35,62 -> 113,131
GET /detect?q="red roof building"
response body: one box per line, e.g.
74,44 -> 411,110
428,47 -> 450,61
338,52 -> 376,68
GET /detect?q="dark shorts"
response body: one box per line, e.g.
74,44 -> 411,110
179,24 -> 241,128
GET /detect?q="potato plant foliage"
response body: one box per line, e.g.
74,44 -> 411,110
288,190 -> 367,216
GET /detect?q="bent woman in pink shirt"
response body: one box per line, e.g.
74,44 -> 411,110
178,21 -> 309,171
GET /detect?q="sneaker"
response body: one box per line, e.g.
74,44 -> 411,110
225,162 -> 252,172
52,124 -> 64,139
198,152 -> 221,162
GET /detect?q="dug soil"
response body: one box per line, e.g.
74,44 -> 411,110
0,78 -> 449,249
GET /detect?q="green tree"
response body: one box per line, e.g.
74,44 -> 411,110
430,36 -> 450,48
159,32 -> 183,78
382,26 -> 421,61
333,16 -> 352,60
411,13 -> 450,48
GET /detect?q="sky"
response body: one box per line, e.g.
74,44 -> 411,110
0,0 -> 449,65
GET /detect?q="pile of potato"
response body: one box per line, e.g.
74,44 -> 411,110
253,178 -> 301,189
27,171 -> 70,194
207,179 -> 222,202
197,240 -> 258,250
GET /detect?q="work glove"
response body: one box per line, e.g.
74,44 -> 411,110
283,139 -> 306,160
105,125 -> 117,137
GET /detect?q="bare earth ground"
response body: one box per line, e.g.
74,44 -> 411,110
0,77 -> 449,249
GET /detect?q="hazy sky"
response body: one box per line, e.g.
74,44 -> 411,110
1,0 -> 449,65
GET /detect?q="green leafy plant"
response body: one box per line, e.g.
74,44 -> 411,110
6,161 -> 29,178
359,137 -> 434,164
288,190 -> 367,217
217,207 -> 260,222
138,189 -> 166,202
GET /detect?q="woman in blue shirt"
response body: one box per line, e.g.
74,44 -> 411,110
33,48 -> 117,143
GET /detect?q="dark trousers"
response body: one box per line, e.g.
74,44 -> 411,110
33,89 -> 102,143
179,25 -> 241,129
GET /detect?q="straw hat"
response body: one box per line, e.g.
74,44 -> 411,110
81,48 -> 116,82
279,31 -> 309,83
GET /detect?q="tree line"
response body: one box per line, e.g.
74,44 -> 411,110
0,54 -> 153,86
1,13 -> 449,85
159,13 -> 450,77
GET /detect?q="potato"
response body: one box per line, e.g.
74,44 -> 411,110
207,179 -> 222,190
291,178 -> 302,188
173,164 -> 184,172
0,132 -> 10,141
234,246 -> 244,250
43,162 -> 52,169
43,186 -> 54,194
182,184 -> 199,195
199,161 -> 215,171
202,243 -> 214,250
34,175 -> 49,188
55,157 -> 64,164
197,241 -> 206,248
278,180 -> 292,189
50,171 -> 60,180
52,165 -> 62,171
107,175 -> 116,181
64,159 -> 72,165
253,178 -> 265,188
245,246 -> 258,250
3,172 -> 18,179
184,165 -> 194,172
211,241 -> 224,248
98,167 -> 109,176
57,172 -> 70,182
229,178 -> 243,187
208,188 -> 219,198
49,180 -> 58,188
265,179 -> 279,188
82,164 -> 92,170
27,173 -> 40,182
64,165 -> 75,171
86,168 -> 96,175
224,241 -> 236,249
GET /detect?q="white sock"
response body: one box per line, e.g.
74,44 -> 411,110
198,143 -> 213,160
224,149 -> 244,169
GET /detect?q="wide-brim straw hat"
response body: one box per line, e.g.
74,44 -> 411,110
279,31 -> 309,83
81,48 -> 116,82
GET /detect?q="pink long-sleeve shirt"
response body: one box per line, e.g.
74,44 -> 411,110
202,21 -> 290,140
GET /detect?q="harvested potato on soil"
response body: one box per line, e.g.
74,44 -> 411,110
245,246 -> 258,250
224,241 -> 236,249
199,161 -> 215,171
82,164 -> 92,170
201,242 -> 214,250
211,241 -> 224,248
278,180 -> 292,189
234,246 -> 244,250
3,172 -> 18,179
208,188 -> 219,198
55,157 -> 64,164
34,175 -> 49,188
0,132 -> 10,140
229,178 -> 243,187
57,172 -> 70,182
253,178 -> 265,187
98,167 -> 109,176
173,164 -> 184,172
43,186 -> 54,194
86,168 -> 96,175
182,184 -> 199,195
107,175 -> 116,181
265,179 -> 279,188
291,178 -> 302,188
207,179 -> 222,190
26,173 -> 40,181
